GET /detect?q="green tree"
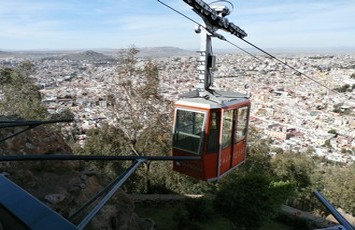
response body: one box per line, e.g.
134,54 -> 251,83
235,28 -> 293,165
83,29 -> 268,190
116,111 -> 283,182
172,198 -> 215,230
148,160 -> 214,194
79,124 -> 130,179
321,163 -> 355,215
327,129 -> 338,136
334,84 -> 350,93
83,124 -> 129,155
214,173 -> 294,229
270,152 -> 322,211
0,64 -> 48,119
142,60 -> 160,99
271,152 -> 315,188
323,139 -> 332,149
243,128 -> 273,175
243,143 -> 273,176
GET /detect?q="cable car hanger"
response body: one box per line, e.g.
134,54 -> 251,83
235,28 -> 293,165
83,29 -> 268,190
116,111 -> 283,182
159,0 -> 251,106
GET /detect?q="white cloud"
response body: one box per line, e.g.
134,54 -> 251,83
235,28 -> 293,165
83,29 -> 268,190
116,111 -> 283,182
228,1 -> 355,48
0,0 -> 354,50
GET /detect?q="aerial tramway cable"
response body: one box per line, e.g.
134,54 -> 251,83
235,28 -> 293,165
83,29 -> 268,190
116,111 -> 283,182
157,0 -> 205,29
240,37 -> 340,94
221,37 -> 264,63
157,0 -> 344,96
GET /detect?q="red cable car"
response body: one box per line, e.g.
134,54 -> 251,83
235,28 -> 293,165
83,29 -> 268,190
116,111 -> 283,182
172,90 -> 250,181
172,2 -> 250,181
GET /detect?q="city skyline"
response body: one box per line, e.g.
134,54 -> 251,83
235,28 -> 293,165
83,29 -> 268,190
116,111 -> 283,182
0,0 -> 354,51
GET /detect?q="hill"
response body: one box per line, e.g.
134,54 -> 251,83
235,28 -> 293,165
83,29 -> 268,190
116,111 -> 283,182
57,50 -> 117,62
0,47 -> 197,59
0,50 -> 12,57
136,47 -> 196,58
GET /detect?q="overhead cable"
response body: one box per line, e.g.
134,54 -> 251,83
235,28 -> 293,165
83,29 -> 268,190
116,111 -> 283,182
157,0 -> 205,29
158,0 -> 343,96
240,38 -> 340,94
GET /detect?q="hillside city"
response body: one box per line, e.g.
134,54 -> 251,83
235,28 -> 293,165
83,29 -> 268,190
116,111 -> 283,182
1,49 -> 354,164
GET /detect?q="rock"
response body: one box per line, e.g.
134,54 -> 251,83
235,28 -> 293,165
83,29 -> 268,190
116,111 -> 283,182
85,176 -> 101,191
79,183 -> 86,189
89,205 -> 117,230
0,120 -> 72,156
87,191 -> 155,230
14,169 -> 37,188
45,193 -> 67,205
326,208 -> 355,226
68,177 -> 82,187
0,117 -> 152,229
0,118 -> 79,172
80,174 -> 88,181
81,169 -> 97,177
41,159 -> 80,172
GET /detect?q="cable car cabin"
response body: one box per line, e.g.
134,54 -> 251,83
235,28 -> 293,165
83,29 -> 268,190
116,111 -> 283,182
172,90 -> 250,181
171,0 -> 251,181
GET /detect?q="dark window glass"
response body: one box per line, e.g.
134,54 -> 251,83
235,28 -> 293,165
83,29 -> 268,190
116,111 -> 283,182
221,110 -> 233,149
208,111 -> 220,153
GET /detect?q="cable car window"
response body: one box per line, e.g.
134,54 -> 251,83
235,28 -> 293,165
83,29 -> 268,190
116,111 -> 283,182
173,109 -> 206,154
235,107 -> 249,143
208,111 -> 220,153
221,110 -> 233,149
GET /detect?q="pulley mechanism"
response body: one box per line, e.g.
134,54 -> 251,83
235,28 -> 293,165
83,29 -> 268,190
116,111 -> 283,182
183,0 -> 247,96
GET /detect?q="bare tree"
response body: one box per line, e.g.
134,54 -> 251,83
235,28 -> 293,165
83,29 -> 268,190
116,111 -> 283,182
108,47 -> 171,192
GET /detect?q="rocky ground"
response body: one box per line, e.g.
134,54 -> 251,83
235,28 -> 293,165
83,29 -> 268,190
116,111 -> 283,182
0,119 -> 154,229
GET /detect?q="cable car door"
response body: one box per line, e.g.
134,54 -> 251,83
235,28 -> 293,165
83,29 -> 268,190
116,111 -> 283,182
219,109 -> 233,175
232,106 -> 249,167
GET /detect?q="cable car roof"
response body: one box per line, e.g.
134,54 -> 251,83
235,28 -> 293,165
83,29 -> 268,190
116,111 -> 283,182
176,89 -> 250,110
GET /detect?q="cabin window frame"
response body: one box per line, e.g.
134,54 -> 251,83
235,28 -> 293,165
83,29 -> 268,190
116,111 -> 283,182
221,110 -> 233,150
172,108 -> 207,155
207,110 -> 220,153
234,106 -> 250,144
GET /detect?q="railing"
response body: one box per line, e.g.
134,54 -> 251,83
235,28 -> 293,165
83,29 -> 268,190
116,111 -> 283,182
314,191 -> 354,230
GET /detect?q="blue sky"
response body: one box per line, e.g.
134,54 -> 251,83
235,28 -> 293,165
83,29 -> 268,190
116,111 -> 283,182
0,0 -> 354,50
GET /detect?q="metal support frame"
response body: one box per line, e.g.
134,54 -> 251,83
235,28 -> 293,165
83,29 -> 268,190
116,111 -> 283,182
195,16 -> 217,93
196,26 -> 214,92
0,154 -> 200,229
0,154 -> 200,162
314,191 -> 354,230
0,175 -> 77,229
77,159 -> 146,229
68,166 -> 136,222
0,118 -> 200,228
